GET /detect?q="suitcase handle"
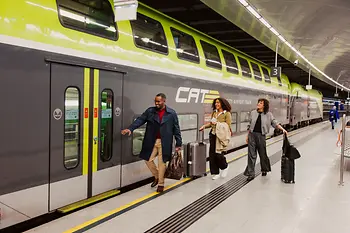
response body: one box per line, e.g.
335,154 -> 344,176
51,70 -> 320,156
199,130 -> 205,143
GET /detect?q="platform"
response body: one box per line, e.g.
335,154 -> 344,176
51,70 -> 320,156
26,121 -> 350,233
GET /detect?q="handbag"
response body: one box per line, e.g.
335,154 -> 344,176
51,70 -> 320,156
283,134 -> 301,160
165,151 -> 184,180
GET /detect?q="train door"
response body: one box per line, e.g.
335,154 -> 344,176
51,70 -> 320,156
49,63 -> 123,210
92,69 -> 122,196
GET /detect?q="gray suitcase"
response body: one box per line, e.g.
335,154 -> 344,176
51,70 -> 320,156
183,132 -> 207,177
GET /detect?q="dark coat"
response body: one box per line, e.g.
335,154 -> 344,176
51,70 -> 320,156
329,109 -> 335,122
128,106 -> 182,163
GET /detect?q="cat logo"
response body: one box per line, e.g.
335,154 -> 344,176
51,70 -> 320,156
175,87 -> 220,104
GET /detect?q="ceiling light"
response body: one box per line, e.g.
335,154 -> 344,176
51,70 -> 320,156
259,18 -> 271,28
269,27 -> 279,36
246,6 -> 261,19
238,0 -> 249,7
278,35 -> 286,42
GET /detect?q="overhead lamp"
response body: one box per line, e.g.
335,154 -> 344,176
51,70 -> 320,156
278,35 -> 286,43
259,18 -> 271,28
246,6 -> 261,19
270,27 -> 279,36
238,0 -> 249,7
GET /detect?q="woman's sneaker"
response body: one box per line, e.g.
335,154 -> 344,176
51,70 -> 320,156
221,165 -> 229,178
212,174 -> 220,180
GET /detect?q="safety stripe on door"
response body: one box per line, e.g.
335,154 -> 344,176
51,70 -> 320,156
83,68 -> 90,175
93,69 -> 99,172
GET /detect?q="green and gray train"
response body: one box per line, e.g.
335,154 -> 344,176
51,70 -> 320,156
0,0 -> 323,229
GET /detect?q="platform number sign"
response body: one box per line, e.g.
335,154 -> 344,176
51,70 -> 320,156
271,67 -> 281,78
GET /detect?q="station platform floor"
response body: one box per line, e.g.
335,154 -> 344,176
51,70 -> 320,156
26,120 -> 350,233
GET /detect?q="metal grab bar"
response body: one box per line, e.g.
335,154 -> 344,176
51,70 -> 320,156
339,114 -> 347,185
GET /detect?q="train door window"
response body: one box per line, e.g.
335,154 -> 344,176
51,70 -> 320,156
130,13 -> 168,54
240,111 -> 250,132
261,67 -> 271,83
57,0 -> 117,40
200,40 -> 222,69
64,87 -> 80,169
238,57 -> 252,78
100,89 -> 113,162
178,114 -> 198,144
231,112 -> 237,133
250,62 -> 262,81
171,28 -> 199,63
222,50 -> 239,74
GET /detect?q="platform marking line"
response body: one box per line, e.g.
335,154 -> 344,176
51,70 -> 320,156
64,122 -> 325,233
63,178 -> 191,233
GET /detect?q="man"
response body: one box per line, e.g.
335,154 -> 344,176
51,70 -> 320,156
244,98 -> 288,181
121,93 -> 182,192
329,106 -> 336,130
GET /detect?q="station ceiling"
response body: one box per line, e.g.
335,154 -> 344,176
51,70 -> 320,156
140,0 -> 344,98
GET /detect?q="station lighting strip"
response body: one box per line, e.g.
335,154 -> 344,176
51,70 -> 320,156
238,0 -> 350,92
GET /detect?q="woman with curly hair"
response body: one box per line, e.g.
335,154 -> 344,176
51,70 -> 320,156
200,98 -> 232,180
244,98 -> 287,181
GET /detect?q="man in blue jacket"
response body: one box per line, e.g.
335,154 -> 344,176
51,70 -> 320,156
329,106 -> 336,129
121,93 -> 182,192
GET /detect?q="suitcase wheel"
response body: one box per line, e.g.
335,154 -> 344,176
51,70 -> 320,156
203,173 -> 207,176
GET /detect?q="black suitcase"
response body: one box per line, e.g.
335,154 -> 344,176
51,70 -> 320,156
281,156 -> 295,183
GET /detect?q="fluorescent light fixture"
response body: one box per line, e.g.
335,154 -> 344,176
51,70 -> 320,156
259,18 -> 271,28
238,0 -> 249,7
141,37 -> 150,43
269,27 -> 279,36
246,6 -> 261,19
106,26 -> 116,32
278,35 -> 286,42
60,9 -> 85,22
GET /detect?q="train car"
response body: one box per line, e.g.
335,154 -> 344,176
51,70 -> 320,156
290,83 -> 323,127
0,0 -> 323,229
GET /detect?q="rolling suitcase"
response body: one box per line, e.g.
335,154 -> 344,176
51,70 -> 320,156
281,156 -> 295,183
281,134 -> 296,183
183,132 -> 207,177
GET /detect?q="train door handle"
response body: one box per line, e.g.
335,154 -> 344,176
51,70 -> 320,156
93,137 -> 98,144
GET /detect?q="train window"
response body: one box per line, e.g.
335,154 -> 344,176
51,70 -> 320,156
171,28 -> 199,63
132,116 -> 146,156
250,62 -> 262,81
238,57 -> 252,78
222,50 -> 239,74
240,111 -> 250,132
100,89 -> 113,162
64,87 -> 80,169
200,40 -> 222,69
57,0 -> 117,40
231,112 -> 237,133
261,67 -> 271,83
130,13 -> 168,54
178,114 -> 198,144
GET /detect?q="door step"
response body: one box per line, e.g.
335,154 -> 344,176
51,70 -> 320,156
57,189 -> 120,213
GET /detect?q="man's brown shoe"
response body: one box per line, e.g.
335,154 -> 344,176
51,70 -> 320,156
156,186 -> 164,193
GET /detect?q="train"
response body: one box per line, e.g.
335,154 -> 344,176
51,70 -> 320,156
0,0 -> 323,229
